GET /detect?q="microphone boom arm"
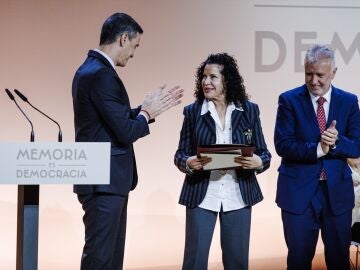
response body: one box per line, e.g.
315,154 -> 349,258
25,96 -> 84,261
5,89 -> 34,142
14,101 -> 35,142
14,89 -> 62,142
26,101 -> 62,142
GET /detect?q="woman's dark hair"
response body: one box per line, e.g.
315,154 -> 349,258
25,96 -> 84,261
194,53 -> 248,105
100,13 -> 143,45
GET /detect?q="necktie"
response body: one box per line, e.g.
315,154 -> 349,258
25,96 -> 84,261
317,97 -> 326,180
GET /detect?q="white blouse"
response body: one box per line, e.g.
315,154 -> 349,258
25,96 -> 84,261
198,100 -> 247,212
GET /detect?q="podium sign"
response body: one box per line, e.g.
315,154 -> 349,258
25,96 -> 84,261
0,142 -> 110,270
0,142 -> 110,184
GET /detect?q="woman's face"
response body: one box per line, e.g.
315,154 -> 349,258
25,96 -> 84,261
202,64 -> 225,102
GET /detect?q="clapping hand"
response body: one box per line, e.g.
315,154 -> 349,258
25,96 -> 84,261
321,120 -> 338,154
141,85 -> 184,119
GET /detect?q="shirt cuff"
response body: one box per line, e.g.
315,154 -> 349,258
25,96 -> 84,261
185,161 -> 194,174
139,111 -> 149,123
317,142 -> 326,158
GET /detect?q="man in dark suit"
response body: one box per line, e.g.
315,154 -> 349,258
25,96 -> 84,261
72,13 -> 183,270
275,44 -> 360,270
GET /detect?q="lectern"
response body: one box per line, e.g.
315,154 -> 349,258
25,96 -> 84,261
1,142 -> 110,270
17,185 -> 39,270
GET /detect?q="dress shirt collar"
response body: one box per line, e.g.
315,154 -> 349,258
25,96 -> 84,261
200,99 -> 243,116
308,85 -> 332,105
94,48 -> 115,69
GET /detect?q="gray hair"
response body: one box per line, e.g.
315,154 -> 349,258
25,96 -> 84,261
304,44 -> 336,69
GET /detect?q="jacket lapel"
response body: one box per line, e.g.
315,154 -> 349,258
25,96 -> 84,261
88,50 -> 113,68
299,86 -> 320,134
88,50 -> 122,82
327,86 -> 341,126
231,105 -> 251,144
195,111 -> 216,145
89,50 -> 131,107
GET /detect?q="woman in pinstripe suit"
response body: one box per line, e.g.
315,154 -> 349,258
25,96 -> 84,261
174,53 -> 271,270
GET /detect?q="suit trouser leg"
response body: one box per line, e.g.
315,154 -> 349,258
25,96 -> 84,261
281,189 -> 321,270
78,193 -> 128,270
219,206 -> 251,270
282,181 -> 352,270
182,207 -> 217,270
318,183 -> 351,270
110,196 -> 128,270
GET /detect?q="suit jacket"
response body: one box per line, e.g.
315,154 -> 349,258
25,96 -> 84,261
72,50 -> 150,195
174,101 -> 271,208
275,84 -> 360,215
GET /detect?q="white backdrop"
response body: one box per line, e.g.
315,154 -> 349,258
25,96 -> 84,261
1,0 -> 360,269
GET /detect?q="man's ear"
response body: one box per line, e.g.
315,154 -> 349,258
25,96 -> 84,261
331,67 -> 337,79
119,33 -> 129,47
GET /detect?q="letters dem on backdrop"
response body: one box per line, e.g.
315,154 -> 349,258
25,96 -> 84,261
255,31 -> 360,72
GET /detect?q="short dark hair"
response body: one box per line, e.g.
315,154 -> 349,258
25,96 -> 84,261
99,13 -> 143,45
194,53 -> 248,105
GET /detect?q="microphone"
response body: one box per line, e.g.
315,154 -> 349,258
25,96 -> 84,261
14,89 -> 63,142
5,88 -> 35,142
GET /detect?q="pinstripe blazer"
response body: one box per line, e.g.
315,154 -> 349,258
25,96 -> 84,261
174,101 -> 271,208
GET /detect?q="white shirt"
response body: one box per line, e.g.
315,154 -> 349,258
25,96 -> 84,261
198,100 -> 247,212
308,87 -> 332,158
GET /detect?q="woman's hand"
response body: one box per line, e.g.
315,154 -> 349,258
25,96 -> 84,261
234,154 -> 263,170
186,156 -> 212,171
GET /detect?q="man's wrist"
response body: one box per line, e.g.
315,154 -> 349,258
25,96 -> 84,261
330,136 -> 340,150
139,112 -> 149,122
140,109 -> 151,119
